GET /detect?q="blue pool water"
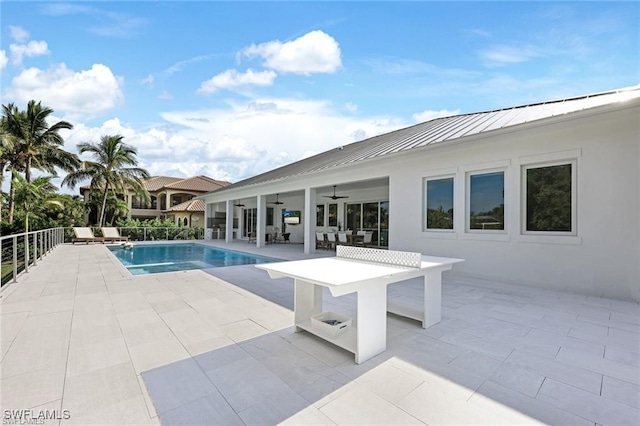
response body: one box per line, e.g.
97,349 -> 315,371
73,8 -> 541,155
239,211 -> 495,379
108,243 -> 278,275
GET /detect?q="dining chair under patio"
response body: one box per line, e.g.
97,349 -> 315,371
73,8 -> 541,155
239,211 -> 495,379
326,232 -> 337,250
337,232 -> 348,246
316,232 -> 328,250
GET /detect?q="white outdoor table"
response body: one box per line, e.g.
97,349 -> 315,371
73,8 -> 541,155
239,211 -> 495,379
256,246 -> 463,364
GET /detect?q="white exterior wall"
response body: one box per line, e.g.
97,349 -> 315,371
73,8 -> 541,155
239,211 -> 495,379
388,104 -> 639,301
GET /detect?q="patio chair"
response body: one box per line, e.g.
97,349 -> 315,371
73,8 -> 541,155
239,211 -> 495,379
356,231 -> 374,247
72,227 -> 104,244
282,233 -> 291,243
101,227 -> 129,243
326,232 -> 337,250
248,232 -> 257,243
316,232 -> 328,250
337,232 -> 348,246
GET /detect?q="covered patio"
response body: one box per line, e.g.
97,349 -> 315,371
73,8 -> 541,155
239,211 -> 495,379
1,242 -> 638,425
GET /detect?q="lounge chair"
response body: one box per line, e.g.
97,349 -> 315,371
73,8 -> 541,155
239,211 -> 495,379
101,227 -> 129,243
72,227 -> 104,244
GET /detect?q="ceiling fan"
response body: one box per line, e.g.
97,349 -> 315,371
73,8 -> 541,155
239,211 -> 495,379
268,194 -> 284,205
234,202 -> 245,207
324,185 -> 349,200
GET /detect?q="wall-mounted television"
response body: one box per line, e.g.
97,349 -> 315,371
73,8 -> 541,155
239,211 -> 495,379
284,210 -> 301,224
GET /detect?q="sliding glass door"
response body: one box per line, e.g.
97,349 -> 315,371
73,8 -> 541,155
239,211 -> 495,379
242,208 -> 257,237
344,201 -> 389,247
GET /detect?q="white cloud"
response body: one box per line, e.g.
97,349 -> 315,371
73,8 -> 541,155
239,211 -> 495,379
412,109 -> 460,123
240,30 -> 341,75
198,69 -> 277,94
5,63 -> 123,118
59,97 -> 407,188
10,26 -> 30,43
0,50 -> 8,70
9,40 -> 49,65
141,74 -> 154,85
344,102 -> 358,114
480,44 -> 542,67
158,91 -> 173,100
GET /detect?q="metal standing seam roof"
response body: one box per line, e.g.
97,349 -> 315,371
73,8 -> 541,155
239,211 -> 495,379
203,86 -> 640,195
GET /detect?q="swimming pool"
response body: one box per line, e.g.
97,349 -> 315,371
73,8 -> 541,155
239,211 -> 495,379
108,243 -> 278,275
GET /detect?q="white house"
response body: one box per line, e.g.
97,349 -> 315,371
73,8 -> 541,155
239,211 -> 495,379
200,86 -> 640,301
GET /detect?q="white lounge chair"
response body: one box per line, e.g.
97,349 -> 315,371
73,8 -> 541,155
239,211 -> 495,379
72,227 -> 104,244
101,227 -> 129,243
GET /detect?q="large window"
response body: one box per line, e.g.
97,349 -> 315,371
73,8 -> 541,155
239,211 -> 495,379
316,204 -> 325,227
468,171 -> 504,231
132,195 -> 156,210
523,162 -> 575,234
266,207 -> 274,226
328,204 -> 338,227
425,177 -> 454,230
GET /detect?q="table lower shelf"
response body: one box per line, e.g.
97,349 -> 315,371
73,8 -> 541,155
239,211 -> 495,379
295,319 -> 357,354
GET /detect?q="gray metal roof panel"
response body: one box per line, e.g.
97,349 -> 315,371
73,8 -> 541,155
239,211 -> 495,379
203,86 -> 640,195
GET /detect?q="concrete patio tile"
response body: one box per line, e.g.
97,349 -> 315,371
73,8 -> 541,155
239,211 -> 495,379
184,335 -> 236,357
204,356 -> 303,414
116,309 -> 164,328
167,323 -> 227,347
1,311 -> 29,347
472,380 -> 592,425
601,375 -> 640,409
220,318 -> 271,343
63,394 -> 157,426
488,363 -> 545,398
537,377 -> 640,425
66,336 -> 130,378
158,393 -> 243,426
118,321 -> 175,348
448,350 -> 503,379
150,299 -> 191,314
0,365 -> 65,411
556,345 -> 640,385
604,345 -> 640,368
193,341 -> 251,372
236,391 -> 314,426
141,358 -> 218,415
320,381 -> 422,425
69,322 -> 123,346
136,373 -> 158,419
279,405 -> 336,425
286,331 -> 353,367
127,337 -> 191,374
354,360 -> 423,405
197,305 -> 249,326
62,361 -> 142,414
506,349 -> 603,395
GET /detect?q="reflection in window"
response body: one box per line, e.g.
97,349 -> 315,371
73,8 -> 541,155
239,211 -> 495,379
328,204 -> 337,227
267,207 -> 274,226
425,177 -> 454,230
526,163 -> 572,232
316,204 -> 325,227
469,172 -> 504,231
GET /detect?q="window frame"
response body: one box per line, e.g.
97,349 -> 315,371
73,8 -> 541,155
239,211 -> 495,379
423,174 -> 456,233
465,168 -> 507,234
521,159 -> 577,236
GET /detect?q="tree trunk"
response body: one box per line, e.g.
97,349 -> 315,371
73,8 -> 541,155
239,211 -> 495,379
25,157 -> 31,183
99,185 -> 109,227
8,170 -> 16,224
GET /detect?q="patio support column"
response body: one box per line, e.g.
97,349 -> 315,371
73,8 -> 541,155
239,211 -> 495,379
225,200 -> 234,243
303,187 -> 317,254
256,195 -> 266,247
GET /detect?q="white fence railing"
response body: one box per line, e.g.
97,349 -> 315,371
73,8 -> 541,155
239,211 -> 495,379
1,227 -> 66,286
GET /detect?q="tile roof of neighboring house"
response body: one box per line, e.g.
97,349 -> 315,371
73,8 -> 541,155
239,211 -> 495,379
203,85 -> 640,195
81,175 -> 230,194
163,175 -> 229,192
164,199 -> 205,213
143,176 -> 184,191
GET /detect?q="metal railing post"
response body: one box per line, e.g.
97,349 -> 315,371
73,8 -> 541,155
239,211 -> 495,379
166,228 -> 169,241
12,235 -> 17,283
34,232 -> 38,265
144,228 -> 147,241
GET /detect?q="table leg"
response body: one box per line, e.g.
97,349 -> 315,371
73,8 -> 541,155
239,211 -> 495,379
294,279 -> 323,332
355,284 -> 387,364
422,270 -> 442,328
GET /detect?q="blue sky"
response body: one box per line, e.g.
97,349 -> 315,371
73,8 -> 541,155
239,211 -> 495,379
1,1 -> 638,190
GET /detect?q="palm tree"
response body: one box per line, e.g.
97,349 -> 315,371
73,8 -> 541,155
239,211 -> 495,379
13,174 -> 61,234
1,101 -> 80,223
62,135 -> 150,226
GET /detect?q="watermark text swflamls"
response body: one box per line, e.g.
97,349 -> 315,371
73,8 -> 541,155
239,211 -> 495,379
3,409 -> 71,425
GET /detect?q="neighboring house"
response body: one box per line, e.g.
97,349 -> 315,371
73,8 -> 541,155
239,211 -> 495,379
199,86 -> 640,301
81,175 -> 229,226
